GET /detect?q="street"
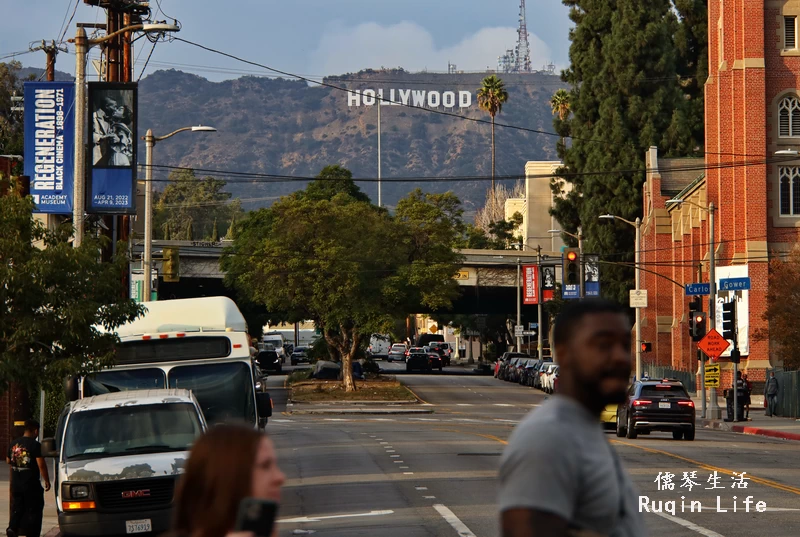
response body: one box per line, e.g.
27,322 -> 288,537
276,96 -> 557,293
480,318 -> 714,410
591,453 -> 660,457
267,370 -> 800,537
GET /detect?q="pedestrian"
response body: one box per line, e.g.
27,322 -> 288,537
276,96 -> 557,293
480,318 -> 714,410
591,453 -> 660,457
498,299 -> 647,537
764,371 -> 779,417
742,374 -> 752,419
171,424 -> 286,537
6,419 -> 50,537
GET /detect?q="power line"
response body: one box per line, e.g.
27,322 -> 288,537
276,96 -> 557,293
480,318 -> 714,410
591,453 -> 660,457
137,40 -> 157,82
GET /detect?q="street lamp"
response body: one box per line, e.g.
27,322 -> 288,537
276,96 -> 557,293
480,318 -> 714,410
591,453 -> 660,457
666,197 -> 718,419
599,214 -> 642,381
549,227 -> 584,297
775,149 -> 799,156
142,126 -> 217,302
70,22 -> 180,248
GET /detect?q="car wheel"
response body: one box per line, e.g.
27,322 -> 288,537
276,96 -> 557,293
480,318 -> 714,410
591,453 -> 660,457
626,415 -> 638,439
684,426 -> 695,441
616,412 -> 626,437
672,431 -> 683,440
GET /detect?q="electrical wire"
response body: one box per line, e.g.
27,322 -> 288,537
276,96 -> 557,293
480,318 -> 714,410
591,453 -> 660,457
57,0 -> 81,45
137,41 -> 157,82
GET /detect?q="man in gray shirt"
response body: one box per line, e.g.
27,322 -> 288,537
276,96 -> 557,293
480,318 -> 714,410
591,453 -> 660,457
498,299 -> 647,537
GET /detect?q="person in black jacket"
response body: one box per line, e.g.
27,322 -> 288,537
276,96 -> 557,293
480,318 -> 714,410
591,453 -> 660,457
6,420 -> 51,537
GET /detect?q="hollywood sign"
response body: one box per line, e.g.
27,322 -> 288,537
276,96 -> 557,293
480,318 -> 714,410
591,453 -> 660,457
348,89 -> 475,109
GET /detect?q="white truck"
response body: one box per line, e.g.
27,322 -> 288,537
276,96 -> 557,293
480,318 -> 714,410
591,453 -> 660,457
262,332 -> 287,362
368,334 -> 391,359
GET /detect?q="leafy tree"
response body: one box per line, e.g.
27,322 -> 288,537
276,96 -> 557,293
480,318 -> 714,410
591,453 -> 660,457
551,0 -> 696,303
223,169 -> 463,391
153,169 -> 243,241
0,181 -> 143,394
464,212 -> 524,250
477,75 -> 509,193
670,0 -> 707,154
753,249 -> 800,370
298,164 -> 372,204
0,62 -> 26,168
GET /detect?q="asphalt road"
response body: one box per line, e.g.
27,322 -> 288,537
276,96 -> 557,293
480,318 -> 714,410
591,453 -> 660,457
266,371 -> 800,537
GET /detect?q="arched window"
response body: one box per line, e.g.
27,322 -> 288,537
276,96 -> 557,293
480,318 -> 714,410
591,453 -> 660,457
779,96 -> 800,137
779,167 -> 800,215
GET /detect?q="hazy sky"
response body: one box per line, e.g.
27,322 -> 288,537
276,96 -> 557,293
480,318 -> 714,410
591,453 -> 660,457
1,0 -> 571,81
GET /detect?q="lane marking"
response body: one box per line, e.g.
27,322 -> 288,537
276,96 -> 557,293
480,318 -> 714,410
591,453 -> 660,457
386,450 -> 396,453
278,510 -> 394,524
391,455 -> 400,458
433,504 -> 477,537
651,512 -> 723,537
393,461 -> 404,463
379,442 -> 389,444
400,466 -> 409,469
456,404 -> 473,407
612,439 -> 800,497
424,496 -> 436,499
404,472 -> 414,475
272,419 -> 293,423
416,486 -> 428,491
494,404 -> 513,407
434,428 -> 509,445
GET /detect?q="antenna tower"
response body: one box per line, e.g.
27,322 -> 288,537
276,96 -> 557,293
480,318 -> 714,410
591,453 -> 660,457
515,0 -> 532,73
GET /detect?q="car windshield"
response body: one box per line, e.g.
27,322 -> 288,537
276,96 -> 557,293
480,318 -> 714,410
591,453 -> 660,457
293,347 -> 307,353
84,368 -> 166,395
168,362 -> 256,426
64,403 -> 203,460
391,345 -> 406,351
641,385 -> 688,398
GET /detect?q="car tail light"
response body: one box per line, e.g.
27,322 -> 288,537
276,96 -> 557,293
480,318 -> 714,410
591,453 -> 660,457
633,399 -> 652,407
678,401 -> 695,407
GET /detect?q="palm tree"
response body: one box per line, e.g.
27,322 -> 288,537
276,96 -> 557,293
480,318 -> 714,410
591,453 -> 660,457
549,89 -> 571,121
477,75 -> 509,193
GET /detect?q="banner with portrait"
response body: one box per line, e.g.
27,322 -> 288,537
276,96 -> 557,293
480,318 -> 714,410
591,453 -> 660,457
87,82 -> 137,213
584,255 -> 600,297
24,81 -> 75,214
541,265 -> 556,302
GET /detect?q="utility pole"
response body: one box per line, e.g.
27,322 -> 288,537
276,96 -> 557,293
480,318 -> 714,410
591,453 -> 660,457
516,257 -> 522,351
536,245 -> 543,358
577,226 -> 585,298
698,262 -> 706,420
377,92 -> 382,207
29,41 -> 68,82
707,202 -> 721,419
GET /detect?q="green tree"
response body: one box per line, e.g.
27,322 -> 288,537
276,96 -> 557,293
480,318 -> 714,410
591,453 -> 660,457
551,0 -> 695,303
298,164 -> 372,204
0,61 -> 26,167
154,169 -> 244,241
477,75 -> 509,193
223,169 -> 462,391
211,218 -> 219,241
753,249 -> 800,371
0,181 -> 143,394
549,88 -> 571,121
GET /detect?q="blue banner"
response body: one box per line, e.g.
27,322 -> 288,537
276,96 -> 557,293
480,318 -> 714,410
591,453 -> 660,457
585,255 -> 600,297
87,82 -> 137,214
24,81 -> 75,214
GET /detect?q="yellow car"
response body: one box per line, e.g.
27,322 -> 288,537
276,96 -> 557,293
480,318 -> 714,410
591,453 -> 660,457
601,404 -> 618,429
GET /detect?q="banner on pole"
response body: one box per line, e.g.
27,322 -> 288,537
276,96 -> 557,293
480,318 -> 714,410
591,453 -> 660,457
87,82 -> 137,214
585,255 -> 600,297
523,265 -> 539,305
541,265 -> 555,302
24,81 -> 75,214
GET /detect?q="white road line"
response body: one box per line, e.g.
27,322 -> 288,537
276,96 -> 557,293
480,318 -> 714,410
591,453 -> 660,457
651,512 -> 724,537
400,466 -> 409,469
494,404 -> 513,407
386,450 -> 396,453
408,417 -> 439,421
423,496 -> 436,499
272,419 -> 293,423
278,510 -> 394,524
415,487 -> 428,491
393,461 -> 404,463
380,442 -> 389,444
404,472 -> 414,475
433,504 -> 477,537
456,404 -> 473,406
765,507 -> 800,511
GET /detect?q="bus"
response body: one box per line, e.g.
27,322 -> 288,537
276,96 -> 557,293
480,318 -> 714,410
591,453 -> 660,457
69,296 -> 272,429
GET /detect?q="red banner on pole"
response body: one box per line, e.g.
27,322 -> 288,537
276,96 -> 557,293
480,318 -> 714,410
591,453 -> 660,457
523,265 -> 539,305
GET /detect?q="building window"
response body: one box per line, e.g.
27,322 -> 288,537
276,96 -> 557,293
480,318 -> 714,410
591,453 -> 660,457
786,16 -> 797,49
779,96 -> 800,137
779,167 -> 800,215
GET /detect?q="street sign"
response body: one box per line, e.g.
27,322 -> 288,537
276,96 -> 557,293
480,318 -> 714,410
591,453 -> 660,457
704,377 -> 720,388
529,323 -> 538,329
629,289 -> 648,308
686,283 -> 711,296
522,330 -> 537,336
698,329 -> 731,360
453,270 -> 470,280
515,325 -> 524,337
720,277 -> 751,291
704,363 -> 721,377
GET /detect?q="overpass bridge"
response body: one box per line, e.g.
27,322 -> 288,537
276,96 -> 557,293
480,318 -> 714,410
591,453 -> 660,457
132,240 -> 565,315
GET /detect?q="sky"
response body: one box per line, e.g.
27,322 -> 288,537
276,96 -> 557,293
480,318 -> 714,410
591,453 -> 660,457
1,0 -> 572,81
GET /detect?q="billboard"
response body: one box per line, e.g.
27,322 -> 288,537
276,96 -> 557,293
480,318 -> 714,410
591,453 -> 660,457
88,82 -> 137,213
24,81 -> 75,214
523,265 -> 539,305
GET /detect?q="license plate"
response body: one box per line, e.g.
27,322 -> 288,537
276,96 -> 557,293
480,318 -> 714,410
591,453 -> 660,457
659,402 -> 671,409
126,519 -> 152,534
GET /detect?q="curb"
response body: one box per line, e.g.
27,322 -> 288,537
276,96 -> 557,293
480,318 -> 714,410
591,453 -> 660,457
288,399 -> 420,405
44,527 -> 60,537
288,408 -> 435,415
699,418 -> 800,442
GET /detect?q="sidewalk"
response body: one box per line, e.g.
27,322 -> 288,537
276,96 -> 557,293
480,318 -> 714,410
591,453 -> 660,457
692,395 -> 800,441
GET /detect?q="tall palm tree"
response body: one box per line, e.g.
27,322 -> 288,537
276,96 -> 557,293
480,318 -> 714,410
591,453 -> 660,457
549,89 -> 571,121
478,75 -> 509,193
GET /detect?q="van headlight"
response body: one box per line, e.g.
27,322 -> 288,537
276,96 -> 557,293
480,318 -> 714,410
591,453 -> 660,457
71,485 -> 90,499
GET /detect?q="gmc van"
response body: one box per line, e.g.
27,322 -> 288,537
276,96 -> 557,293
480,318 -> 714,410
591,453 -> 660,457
43,389 -> 207,537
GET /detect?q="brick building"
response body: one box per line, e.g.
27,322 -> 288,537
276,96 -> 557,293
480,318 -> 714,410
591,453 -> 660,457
640,0 -> 800,386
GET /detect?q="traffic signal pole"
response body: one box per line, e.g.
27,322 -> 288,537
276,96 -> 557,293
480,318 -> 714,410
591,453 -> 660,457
578,227 -> 584,298
707,203 -> 721,419
698,263 -> 706,420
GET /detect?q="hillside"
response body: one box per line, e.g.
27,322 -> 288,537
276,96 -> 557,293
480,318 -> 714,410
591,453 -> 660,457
137,68 -> 567,212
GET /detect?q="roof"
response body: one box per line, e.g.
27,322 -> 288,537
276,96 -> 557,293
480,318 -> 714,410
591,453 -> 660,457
658,158 -> 705,196
110,296 -> 247,337
72,389 -> 196,413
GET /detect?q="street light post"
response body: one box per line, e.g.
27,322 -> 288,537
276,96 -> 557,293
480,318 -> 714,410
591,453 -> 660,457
70,22 -> 179,248
536,245 -> 543,358
142,126 -> 216,302
516,257 -> 522,351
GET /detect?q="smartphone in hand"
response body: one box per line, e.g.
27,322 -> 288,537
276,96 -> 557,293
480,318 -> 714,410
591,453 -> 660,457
234,498 -> 278,537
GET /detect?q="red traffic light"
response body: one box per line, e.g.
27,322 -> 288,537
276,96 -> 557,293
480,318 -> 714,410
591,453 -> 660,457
566,251 -> 578,261
694,314 -> 704,323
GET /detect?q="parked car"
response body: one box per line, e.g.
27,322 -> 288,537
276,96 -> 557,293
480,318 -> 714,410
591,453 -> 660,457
256,349 -> 282,374
600,404 -> 618,429
616,379 -> 695,440
541,364 -> 559,393
406,352 -> 433,373
496,352 -> 529,379
290,346 -> 311,366
388,344 -> 408,362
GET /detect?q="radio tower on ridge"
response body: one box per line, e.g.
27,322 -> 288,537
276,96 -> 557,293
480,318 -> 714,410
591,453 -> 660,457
515,0 -> 532,72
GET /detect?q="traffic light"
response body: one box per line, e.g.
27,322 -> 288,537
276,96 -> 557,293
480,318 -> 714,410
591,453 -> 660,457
721,301 -> 737,343
162,247 -> 180,282
641,342 -> 652,353
563,248 -> 580,286
688,298 -> 702,312
690,311 -> 707,342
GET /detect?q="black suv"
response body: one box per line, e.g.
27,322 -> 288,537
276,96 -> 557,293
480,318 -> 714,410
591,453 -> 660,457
616,379 -> 696,440
256,350 -> 282,374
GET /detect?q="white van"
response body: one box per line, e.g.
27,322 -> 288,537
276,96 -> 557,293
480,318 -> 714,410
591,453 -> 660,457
43,389 -> 207,537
